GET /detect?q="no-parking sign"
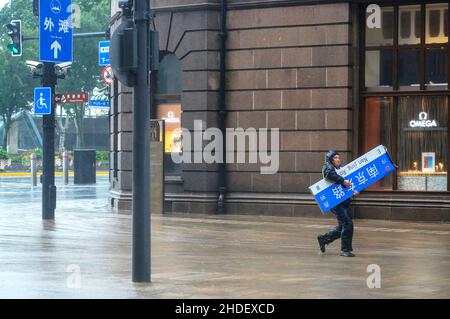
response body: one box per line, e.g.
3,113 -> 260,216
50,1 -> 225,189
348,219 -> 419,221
102,65 -> 112,85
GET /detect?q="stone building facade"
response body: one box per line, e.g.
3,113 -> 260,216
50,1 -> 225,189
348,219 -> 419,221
109,0 -> 450,222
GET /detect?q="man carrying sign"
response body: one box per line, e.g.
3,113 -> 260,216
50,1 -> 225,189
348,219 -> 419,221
317,150 -> 360,257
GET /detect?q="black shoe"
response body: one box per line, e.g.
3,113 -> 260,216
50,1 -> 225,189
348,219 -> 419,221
340,251 -> 355,257
317,235 -> 326,253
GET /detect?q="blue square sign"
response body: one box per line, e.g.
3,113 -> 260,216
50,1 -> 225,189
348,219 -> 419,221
98,41 -> 110,66
34,87 -> 52,115
39,0 -> 73,63
89,99 -> 110,108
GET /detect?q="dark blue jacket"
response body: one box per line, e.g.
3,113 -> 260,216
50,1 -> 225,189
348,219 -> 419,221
322,151 -> 351,208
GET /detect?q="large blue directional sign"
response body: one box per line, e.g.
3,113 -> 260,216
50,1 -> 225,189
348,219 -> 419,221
34,87 -> 52,115
309,145 -> 396,213
98,41 -> 110,66
39,0 -> 73,63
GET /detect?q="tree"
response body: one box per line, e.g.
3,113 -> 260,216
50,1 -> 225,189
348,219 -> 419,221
55,0 -> 110,149
0,0 -> 110,150
0,0 -> 38,149
56,107 -> 71,151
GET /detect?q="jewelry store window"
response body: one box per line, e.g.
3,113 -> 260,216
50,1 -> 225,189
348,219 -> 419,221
155,52 -> 182,176
361,2 -> 450,192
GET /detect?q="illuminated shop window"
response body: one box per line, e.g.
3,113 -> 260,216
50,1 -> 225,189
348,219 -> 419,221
155,52 -> 182,176
156,104 -> 182,154
397,96 -> 448,191
362,97 -> 394,190
362,2 -> 449,192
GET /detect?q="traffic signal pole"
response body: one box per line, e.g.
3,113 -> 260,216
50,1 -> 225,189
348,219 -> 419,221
132,0 -> 151,283
42,62 -> 57,220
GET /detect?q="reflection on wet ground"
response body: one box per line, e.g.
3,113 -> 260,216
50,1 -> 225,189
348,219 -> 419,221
0,176 -> 449,298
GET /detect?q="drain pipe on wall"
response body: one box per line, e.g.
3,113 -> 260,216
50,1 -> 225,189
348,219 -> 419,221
217,0 -> 228,214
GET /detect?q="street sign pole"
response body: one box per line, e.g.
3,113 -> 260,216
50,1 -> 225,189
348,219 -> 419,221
38,0 -> 73,220
132,0 -> 151,283
42,62 -> 57,220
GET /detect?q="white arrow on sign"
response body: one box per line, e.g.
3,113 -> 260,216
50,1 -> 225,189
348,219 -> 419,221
50,40 -> 62,59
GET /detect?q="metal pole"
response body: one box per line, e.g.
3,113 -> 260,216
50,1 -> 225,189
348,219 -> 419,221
63,150 -> 69,185
23,31 -> 108,42
42,62 -> 56,220
132,0 -> 151,283
217,0 -> 228,213
30,152 -> 37,187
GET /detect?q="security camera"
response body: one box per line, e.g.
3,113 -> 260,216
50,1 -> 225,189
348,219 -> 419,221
25,60 -> 43,78
26,60 -> 42,69
55,62 -> 72,79
118,0 -> 133,16
56,62 -> 72,70
118,0 -> 132,9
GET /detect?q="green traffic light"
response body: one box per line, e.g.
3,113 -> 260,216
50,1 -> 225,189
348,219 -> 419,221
7,43 -> 19,54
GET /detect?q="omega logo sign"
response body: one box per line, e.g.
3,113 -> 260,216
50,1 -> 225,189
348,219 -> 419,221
409,112 -> 438,128
164,110 -> 180,124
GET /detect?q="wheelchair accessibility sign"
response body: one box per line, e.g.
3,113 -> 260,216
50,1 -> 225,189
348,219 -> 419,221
34,87 -> 52,115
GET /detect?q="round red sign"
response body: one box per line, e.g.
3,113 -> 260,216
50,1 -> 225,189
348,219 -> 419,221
102,65 -> 113,85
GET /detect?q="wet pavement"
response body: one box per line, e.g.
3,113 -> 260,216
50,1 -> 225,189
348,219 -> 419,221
0,175 -> 449,298
0,175 -> 110,214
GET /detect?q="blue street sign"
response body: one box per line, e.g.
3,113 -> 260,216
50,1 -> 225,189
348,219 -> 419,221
98,41 -> 110,66
309,145 -> 396,213
89,99 -> 110,108
34,87 -> 52,115
39,0 -> 73,63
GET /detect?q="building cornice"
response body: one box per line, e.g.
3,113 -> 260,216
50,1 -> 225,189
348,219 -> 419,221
151,0 -> 352,13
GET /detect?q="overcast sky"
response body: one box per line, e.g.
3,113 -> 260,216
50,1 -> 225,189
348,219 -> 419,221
0,0 -> 9,10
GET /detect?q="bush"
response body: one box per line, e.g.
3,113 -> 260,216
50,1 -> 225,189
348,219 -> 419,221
8,154 -> 22,164
0,148 -> 8,160
21,155 -> 31,166
33,148 -> 43,159
96,151 -> 109,163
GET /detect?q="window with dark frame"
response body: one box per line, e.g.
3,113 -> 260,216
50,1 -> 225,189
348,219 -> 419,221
362,2 -> 449,192
155,52 -> 183,177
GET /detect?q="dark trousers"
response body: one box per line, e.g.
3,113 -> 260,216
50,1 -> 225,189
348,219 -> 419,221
321,203 -> 354,252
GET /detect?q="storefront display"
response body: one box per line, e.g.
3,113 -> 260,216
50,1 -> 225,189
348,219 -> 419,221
397,96 -> 448,191
363,2 -> 449,192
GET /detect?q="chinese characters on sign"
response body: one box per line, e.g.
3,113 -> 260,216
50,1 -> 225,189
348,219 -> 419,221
55,92 -> 89,103
39,0 -> 73,63
309,145 -> 396,213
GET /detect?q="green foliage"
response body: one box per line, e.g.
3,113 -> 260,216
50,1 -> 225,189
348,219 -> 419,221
0,0 -> 110,147
0,0 -> 37,147
32,147 -> 42,159
0,148 -> 8,159
21,153 -> 30,166
8,153 -> 21,164
96,150 -> 108,163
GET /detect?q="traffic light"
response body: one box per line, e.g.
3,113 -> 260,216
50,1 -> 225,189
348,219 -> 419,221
110,16 -> 137,87
6,20 -> 22,57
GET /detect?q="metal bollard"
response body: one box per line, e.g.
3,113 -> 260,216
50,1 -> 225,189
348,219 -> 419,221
63,151 -> 69,185
30,153 -> 37,187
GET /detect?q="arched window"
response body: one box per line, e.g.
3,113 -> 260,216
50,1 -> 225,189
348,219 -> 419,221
155,52 -> 182,176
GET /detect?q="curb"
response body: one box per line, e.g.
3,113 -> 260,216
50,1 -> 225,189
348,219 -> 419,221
0,171 -> 110,177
